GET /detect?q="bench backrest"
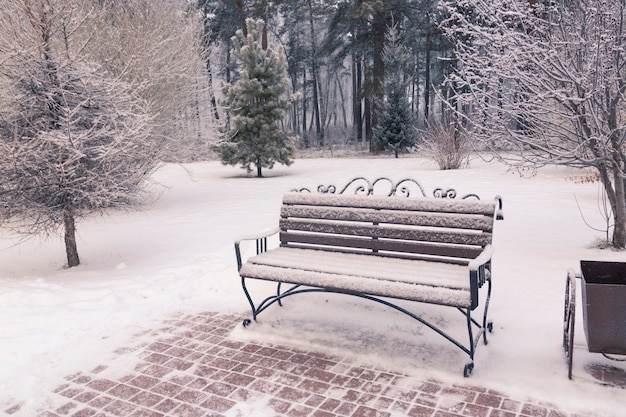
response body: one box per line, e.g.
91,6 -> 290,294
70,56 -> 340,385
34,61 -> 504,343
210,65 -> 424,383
279,192 -> 502,264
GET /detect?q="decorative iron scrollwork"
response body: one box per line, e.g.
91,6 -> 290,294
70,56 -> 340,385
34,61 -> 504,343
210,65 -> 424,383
295,177 -> 479,200
433,188 -> 457,199
433,187 -> 480,200
311,177 -> 427,197
316,184 -> 336,194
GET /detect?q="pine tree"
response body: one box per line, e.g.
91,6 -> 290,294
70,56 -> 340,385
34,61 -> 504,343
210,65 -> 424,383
373,24 -> 418,158
214,18 -> 296,177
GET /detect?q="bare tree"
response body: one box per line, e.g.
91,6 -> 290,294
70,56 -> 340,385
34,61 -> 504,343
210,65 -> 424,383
0,0 -> 160,267
83,0 -> 210,161
440,0 -> 626,247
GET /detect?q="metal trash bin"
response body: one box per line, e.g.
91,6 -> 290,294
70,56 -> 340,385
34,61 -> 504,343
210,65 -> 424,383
580,260 -> 626,355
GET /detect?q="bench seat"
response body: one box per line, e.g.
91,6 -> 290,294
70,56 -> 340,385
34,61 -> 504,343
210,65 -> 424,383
240,247 -> 473,308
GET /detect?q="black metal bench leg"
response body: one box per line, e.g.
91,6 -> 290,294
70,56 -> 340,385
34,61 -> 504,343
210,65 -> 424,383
277,282 -> 283,307
241,276 -> 257,326
464,308 -> 475,377
482,277 -> 493,345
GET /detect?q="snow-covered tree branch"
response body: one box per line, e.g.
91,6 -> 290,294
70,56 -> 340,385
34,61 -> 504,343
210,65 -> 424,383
0,0 -> 161,266
440,0 -> 626,247
82,0 -> 208,161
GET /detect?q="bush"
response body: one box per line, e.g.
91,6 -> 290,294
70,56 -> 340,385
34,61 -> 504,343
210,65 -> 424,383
420,123 -> 470,170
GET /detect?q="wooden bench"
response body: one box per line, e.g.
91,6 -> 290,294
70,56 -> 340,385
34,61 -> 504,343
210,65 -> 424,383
234,177 -> 503,376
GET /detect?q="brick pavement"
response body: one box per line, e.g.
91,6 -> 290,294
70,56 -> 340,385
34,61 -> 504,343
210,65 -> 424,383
3,311 -> 600,417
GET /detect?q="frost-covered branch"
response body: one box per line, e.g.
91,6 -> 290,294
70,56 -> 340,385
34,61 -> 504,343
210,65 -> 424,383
0,0 -> 164,266
440,0 -> 626,247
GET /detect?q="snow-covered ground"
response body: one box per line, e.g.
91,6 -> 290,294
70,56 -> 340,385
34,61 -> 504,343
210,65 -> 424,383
0,156 -> 624,416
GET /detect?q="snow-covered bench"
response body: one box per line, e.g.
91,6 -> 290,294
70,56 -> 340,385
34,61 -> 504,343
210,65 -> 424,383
234,177 -> 503,377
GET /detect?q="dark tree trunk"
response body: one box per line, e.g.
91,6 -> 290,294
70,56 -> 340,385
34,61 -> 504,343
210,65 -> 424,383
413,52 -> 419,119
371,12 -> 387,131
608,98 -> 626,248
307,0 -> 323,146
311,72 -> 322,146
364,56 -> 372,149
256,165 -> 262,177
336,76 -> 348,129
424,32 -> 432,123
364,93 -> 372,149
235,0 -> 247,34
612,170 -> 626,248
63,208 -> 80,267
352,50 -> 363,142
206,58 -> 219,120
261,22 -> 268,50
356,58 -> 363,142
302,68 -> 309,148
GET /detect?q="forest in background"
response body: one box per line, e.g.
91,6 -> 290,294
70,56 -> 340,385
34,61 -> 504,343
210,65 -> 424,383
198,0 -> 450,154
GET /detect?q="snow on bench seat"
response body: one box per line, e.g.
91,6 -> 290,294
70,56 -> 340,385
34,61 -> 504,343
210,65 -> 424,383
239,247 -> 473,308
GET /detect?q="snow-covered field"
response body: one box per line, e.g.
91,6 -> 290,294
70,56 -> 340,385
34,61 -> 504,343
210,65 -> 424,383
0,156 -> 624,416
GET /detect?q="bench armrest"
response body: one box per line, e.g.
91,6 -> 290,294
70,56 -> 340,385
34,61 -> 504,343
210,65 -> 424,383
467,244 -> 494,309
468,244 -> 495,272
234,227 -> 280,271
234,227 -> 280,245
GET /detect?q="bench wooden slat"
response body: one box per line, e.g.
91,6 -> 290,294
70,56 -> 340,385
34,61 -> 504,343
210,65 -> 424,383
240,262 -> 472,308
280,205 -> 495,232
245,247 -> 470,288
279,232 -> 484,259
283,192 -> 497,216
279,218 -> 492,246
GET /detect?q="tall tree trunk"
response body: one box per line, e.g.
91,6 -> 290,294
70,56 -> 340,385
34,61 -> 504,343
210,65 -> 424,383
292,80 -> 299,135
336,75 -> 348,129
351,50 -> 358,141
608,94 -> 626,248
371,12 -> 387,133
364,93 -> 372,149
235,0 -> 247,34
289,67 -> 299,135
612,169 -> 626,248
206,58 -> 219,120
411,51 -> 419,114
364,59 -> 372,149
597,165 -> 626,248
302,68 -> 309,148
307,0 -> 323,146
261,21 -> 268,50
353,51 -> 363,142
424,32 -> 432,123
225,49 -> 232,130
63,207 -> 80,267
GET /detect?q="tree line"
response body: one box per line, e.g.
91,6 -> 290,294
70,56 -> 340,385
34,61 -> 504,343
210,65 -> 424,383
198,0 -> 450,152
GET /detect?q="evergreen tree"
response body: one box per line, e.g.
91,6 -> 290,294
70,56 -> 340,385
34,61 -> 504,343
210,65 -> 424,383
214,18 -> 296,177
373,25 -> 418,158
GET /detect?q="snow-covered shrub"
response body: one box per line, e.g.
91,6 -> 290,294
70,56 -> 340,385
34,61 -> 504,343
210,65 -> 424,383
419,123 -> 470,170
